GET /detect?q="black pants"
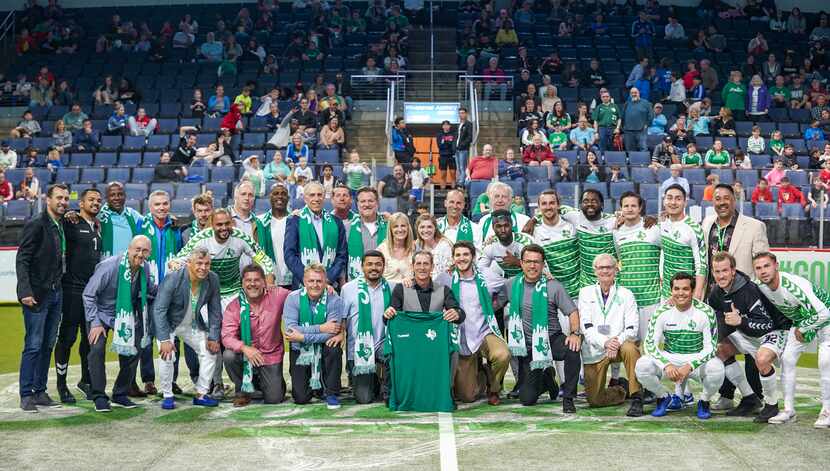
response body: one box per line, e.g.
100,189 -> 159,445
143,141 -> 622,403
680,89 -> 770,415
348,359 -> 388,404
289,345 -> 342,404
88,324 -> 141,401
223,350 -> 286,404
173,338 -> 200,384
394,150 -> 413,172
719,355 -> 763,400
517,332 -> 581,406
54,289 -> 90,386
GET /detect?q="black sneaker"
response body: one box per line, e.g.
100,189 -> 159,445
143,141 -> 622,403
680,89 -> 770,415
57,385 -> 76,404
754,403 -> 780,423
562,397 -> 576,414
726,394 -> 763,417
172,383 -> 183,395
626,397 -> 644,417
34,391 -> 61,408
77,382 -> 93,400
112,396 -> 138,409
642,390 -> 656,404
548,379 -> 560,402
94,397 -> 112,412
20,396 -> 38,413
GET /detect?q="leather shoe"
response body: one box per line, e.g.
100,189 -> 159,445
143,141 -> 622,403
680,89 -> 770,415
233,394 -> 251,408
144,382 -> 158,396
487,392 -> 500,406
128,383 -> 147,398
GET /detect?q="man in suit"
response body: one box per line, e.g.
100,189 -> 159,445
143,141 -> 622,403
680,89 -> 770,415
153,246 -> 222,410
284,181 -> 348,289
702,183 -> 770,411
456,107 -> 473,185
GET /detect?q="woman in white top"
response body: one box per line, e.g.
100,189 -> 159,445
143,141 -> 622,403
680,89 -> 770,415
377,212 -> 415,284
414,214 -> 454,279
540,84 -> 561,114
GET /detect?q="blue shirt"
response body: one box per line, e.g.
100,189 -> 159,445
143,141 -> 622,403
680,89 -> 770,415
569,127 -> 596,146
108,208 -> 143,256
282,289 -> 344,350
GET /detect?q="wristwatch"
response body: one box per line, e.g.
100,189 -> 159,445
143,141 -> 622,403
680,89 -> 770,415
570,330 -> 583,338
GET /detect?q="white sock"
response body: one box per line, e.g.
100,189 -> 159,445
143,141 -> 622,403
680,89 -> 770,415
610,363 -> 621,380
819,345 -> 830,411
781,347 -> 800,411
674,381 -> 684,396
759,367 -> 778,406
700,358 -> 725,402
724,361 -> 754,398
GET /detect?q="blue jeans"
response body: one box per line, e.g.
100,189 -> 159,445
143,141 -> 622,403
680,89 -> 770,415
456,150 -> 469,184
19,288 -> 63,397
598,127 -> 614,153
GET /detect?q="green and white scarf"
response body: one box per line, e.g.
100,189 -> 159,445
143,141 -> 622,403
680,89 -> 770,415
298,207 -> 339,269
296,288 -> 329,389
507,274 -> 553,370
353,277 -> 391,375
437,216 -> 474,242
99,204 -> 139,258
450,269 -> 501,340
348,215 -> 388,279
111,253 -> 150,356
237,291 -> 255,393
140,216 -> 178,279
256,211 -> 277,263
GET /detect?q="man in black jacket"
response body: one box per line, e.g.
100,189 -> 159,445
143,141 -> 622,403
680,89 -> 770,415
54,187 -> 102,403
708,251 -> 792,423
16,183 -> 70,412
456,107 -> 473,185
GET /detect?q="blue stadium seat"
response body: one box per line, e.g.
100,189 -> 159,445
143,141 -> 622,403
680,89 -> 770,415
107,167 -> 130,183
131,167 -> 155,184
118,153 -> 142,167
4,200 -> 32,221
782,203 -> 806,220
631,167 -> 656,184
255,198 -> 271,214
709,169 -> 734,184
645,199 -> 659,215
755,202 -> 778,220
55,168 -> 79,184
150,183 -> 175,198
583,182 -> 608,198
525,166 -> 550,182
205,182 -> 229,202
315,148 -> 340,164
603,151 -> 627,166
142,153 -> 162,166
684,168 -> 706,185
188,166 -> 209,182
504,180 -> 525,199
750,154 -> 772,168
375,165 -> 392,181
94,152 -> 118,167
627,152 -> 651,166
241,132 -> 266,149
170,199 -> 192,218
176,183 -> 202,199
555,182 -> 579,200
788,171 -> 808,187
736,170 -> 759,188
69,153 -> 93,167
610,182 -> 635,200
146,134 -> 171,150
80,168 -> 106,183
100,135 -> 123,151
526,181 -> 552,200
211,167 -> 236,182
124,199 -> 143,213
123,136 -> 146,151
739,202 -> 754,217
124,183 -> 148,201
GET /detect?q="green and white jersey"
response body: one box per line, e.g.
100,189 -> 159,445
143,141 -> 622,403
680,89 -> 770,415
561,206 -> 617,288
476,232 -> 532,291
530,217 -> 580,298
645,299 -> 717,370
175,227 -> 275,298
659,215 -> 707,299
757,272 -> 830,338
478,212 -> 531,242
614,220 -> 662,308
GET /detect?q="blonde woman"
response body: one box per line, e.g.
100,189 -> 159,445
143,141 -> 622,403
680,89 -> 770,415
414,214 -> 454,278
377,212 -> 415,283
540,85 -> 561,113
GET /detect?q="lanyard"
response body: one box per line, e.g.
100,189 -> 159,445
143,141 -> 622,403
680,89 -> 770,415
716,224 -> 730,252
595,285 -> 618,320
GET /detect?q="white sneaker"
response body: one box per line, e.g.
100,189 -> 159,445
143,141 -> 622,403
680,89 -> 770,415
814,409 -> 830,429
768,409 -> 797,424
710,397 -> 734,411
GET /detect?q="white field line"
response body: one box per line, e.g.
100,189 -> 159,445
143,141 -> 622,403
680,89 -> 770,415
438,412 -> 459,471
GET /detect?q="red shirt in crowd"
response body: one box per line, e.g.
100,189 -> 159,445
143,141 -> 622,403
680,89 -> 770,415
522,144 -> 555,164
751,186 -> 774,203
777,184 -> 806,208
468,155 -> 497,180
0,180 -> 13,201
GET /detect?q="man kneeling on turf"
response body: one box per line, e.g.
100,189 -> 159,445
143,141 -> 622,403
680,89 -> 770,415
636,272 -> 725,419
708,251 -> 791,423
578,254 -> 643,416
153,247 -> 222,409
84,236 -> 157,412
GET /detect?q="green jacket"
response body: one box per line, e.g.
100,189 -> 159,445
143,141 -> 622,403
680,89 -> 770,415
721,82 -> 746,111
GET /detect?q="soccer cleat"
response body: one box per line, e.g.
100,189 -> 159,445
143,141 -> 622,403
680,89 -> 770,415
161,397 -> 176,410
666,394 -> 683,410
193,395 -> 219,407
57,385 -> 77,404
754,403 -> 780,423
767,409 -> 797,424
710,396 -> 734,411
683,393 -> 695,405
20,396 -> 39,413
726,395 -> 763,417
325,395 -> 341,410
94,398 -> 112,412
651,395 -> 673,417
34,391 -> 61,408
814,409 -> 830,429
562,397 -> 576,414
112,396 -> 138,409
626,397 -> 644,417
696,400 -> 712,420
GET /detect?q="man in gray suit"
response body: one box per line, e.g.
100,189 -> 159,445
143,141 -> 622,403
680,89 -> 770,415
153,246 -> 222,410
703,183 -> 770,411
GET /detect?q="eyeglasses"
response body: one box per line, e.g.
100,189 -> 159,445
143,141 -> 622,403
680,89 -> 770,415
521,259 -> 544,265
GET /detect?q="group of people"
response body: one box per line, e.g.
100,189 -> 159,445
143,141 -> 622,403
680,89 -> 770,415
14,173 -> 830,428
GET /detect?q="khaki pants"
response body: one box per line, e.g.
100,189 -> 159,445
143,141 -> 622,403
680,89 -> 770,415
583,340 -> 642,407
454,334 -> 510,402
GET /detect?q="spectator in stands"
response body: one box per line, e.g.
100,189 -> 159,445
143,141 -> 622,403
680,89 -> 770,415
283,134 -> 309,165
722,71 -> 747,121
106,103 -> 129,135
153,151 -> 186,183
681,142 -> 702,168
172,22 -> 195,49
0,170 -> 13,202
262,150 -> 290,186
292,157 -> 314,184
702,174 -> 719,202
242,156 -> 266,197
746,74 -> 771,122
777,177 -> 807,211
570,117 -> 598,152
17,147 -> 41,168
128,107 -> 158,137
522,134 -> 555,167
682,61 -> 699,91
767,129 -> 784,157
768,75 -> 791,109
811,95 -> 829,121
10,110 -> 41,139
220,104 -> 243,133
781,144 -> 799,169
546,102 -> 572,151
317,164 -> 341,200
233,87 -> 253,115
651,135 -> 678,169
552,157 -> 573,183
62,103 -> 87,132
0,140 -> 18,170
295,97 -> 318,129
377,164 -> 412,213
699,59 -> 719,93
495,20 -> 518,48
467,144 -> 497,181
73,119 -> 99,153
751,177 -> 774,203
805,120 -> 826,142
29,77 -> 53,108
747,32 -> 768,56
809,15 -> 830,43
206,85 -> 230,116
621,87 -> 652,152
786,7 -> 806,35
704,139 -> 731,169
242,39 -> 266,64
631,11 -> 655,60
15,166 -> 39,201
319,101 -> 345,129
539,51 -> 563,76
746,125 -> 766,155
498,148 -> 525,182
319,117 -> 345,150
199,32 -> 223,62
520,119 -> 546,148
518,98 -> 543,132
482,57 -> 508,101
664,16 -> 686,41
435,120 -> 456,190
808,177 -> 828,214
408,159 -> 429,204
583,58 -> 607,88
320,84 -> 347,113
391,117 -> 414,169
540,86 -> 561,114
659,164 -> 690,198
45,148 -> 62,172
761,54 -> 781,85
53,80 -> 73,107
647,103 -> 667,136
579,150 -> 606,183
765,160 -> 787,187
592,90 -> 621,153
116,78 -> 140,104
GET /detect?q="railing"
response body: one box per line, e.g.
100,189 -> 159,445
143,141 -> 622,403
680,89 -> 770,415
349,75 -> 405,101
0,10 -> 16,62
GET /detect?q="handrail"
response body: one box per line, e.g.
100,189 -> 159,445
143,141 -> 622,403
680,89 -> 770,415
0,11 -> 15,43
429,0 -> 435,101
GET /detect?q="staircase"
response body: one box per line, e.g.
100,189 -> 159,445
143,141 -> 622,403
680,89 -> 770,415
404,27 -> 458,101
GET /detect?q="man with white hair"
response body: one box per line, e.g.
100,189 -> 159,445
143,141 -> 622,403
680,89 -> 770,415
284,181 -> 348,289
229,181 -> 269,250
477,181 -> 531,241
621,87 -> 653,152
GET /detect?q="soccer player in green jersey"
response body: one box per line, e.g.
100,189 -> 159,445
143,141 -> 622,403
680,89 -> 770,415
561,189 -> 617,289
522,190 -> 580,298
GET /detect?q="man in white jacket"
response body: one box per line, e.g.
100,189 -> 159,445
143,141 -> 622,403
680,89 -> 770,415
579,254 -> 643,416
